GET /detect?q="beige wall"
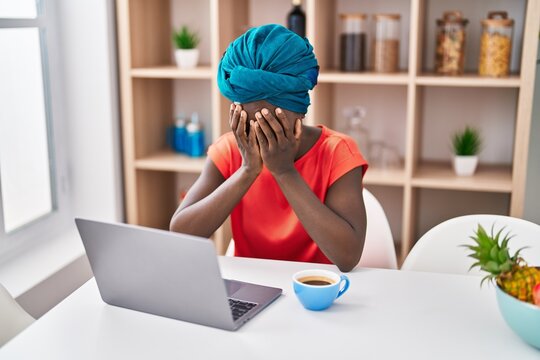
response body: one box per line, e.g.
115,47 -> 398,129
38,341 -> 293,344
524,46 -> 540,223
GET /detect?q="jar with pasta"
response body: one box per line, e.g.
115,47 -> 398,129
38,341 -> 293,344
435,11 -> 468,75
372,14 -> 400,73
479,11 -> 513,77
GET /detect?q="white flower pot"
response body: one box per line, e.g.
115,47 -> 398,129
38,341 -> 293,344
453,155 -> 478,176
174,49 -> 199,69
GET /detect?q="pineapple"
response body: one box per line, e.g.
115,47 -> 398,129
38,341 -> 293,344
465,224 -> 540,304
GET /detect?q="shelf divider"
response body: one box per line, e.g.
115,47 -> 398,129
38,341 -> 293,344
131,65 -> 213,79
363,167 -> 406,186
411,162 -> 513,193
135,151 -> 206,173
318,70 -> 409,85
416,73 -> 521,88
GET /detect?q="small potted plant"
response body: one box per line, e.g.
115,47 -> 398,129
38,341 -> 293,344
172,25 -> 200,69
451,126 -> 482,176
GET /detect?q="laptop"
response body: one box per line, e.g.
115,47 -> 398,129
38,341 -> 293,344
75,218 -> 282,331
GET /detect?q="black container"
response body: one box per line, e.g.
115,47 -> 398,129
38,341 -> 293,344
287,0 -> 305,37
339,14 -> 367,72
340,33 -> 366,71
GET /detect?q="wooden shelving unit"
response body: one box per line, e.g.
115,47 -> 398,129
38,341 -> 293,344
116,0 -> 540,262
411,162 -> 513,193
134,152 -> 206,173
415,73 -> 521,87
131,66 -> 213,79
318,71 -> 409,85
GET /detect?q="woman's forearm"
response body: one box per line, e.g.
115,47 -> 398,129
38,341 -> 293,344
273,170 -> 364,272
170,167 -> 257,238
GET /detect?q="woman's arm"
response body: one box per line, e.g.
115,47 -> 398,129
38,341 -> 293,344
170,104 -> 262,237
253,108 -> 366,272
273,168 -> 366,272
169,158 -> 257,238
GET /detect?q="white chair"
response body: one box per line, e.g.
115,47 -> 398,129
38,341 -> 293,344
401,214 -> 540,275
0,283 -> 35,347
226,188 -> 398,270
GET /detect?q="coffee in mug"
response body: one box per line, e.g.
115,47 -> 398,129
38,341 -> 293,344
298,276 -> 335,286
292,269 -> 350,311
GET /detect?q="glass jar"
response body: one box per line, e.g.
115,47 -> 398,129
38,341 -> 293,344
372,14 -> 400,73
435,11 -> 468,75
343,106 -> 370,155
340,13 -> 367,72
479,11 -> 514,77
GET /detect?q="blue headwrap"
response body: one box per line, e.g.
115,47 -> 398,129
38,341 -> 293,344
217,24 -> 319,114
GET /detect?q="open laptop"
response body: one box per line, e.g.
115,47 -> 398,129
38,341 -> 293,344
75,218 -> 282,331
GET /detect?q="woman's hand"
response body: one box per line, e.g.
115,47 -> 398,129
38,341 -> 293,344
229,103 -> 262,176
253,107 -> 302,176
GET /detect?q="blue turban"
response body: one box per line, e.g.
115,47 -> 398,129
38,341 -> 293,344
217,24 -> 319,114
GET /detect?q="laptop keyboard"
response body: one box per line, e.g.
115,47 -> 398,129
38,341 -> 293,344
228,298 -> 257,321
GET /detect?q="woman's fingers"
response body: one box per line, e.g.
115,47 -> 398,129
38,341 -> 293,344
228,103 -> 234,127
261,108 -> 286,144
230,104 -> 242,131
249,120 -> 259,152
273,108 -> 294,141
255,111 -> 276,147
294,118 -> 302,141
254,121 -> 268,149
236,110 -> 249,145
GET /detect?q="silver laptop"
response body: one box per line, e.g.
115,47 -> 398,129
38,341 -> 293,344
75,218 -> 282,331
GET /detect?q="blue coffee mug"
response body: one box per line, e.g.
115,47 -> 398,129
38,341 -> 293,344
292,269 -> 350,311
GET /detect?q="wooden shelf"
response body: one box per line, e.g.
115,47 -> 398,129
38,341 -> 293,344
363,166 -> 406,186
411,162 -> 512,193
117,0 -> 539,258
416,73 -> 521,88
131,66 -> 213,79
318,70 -> 409,85
134,151 -> 205,173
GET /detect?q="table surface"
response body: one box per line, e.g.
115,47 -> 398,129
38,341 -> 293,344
1,256 -> 539,360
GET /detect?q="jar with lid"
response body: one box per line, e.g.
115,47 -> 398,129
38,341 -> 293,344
343,106 -> 370,156
435,11 -> 468,75
372,14 -> 400,73
340,13 -> 367,72
479,11 -> 514,77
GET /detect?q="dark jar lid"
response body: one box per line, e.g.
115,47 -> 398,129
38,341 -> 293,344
436,11 -> 469,26
481,11 -> 514,27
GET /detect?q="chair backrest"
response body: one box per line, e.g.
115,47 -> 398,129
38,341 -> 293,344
401,214 -> 540,275
0,283 -> 34,347
356,188 -> 397,269
225,189 -> 398,270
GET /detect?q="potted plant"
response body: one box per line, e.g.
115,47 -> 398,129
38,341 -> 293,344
451,126 -> 482,176
172,25 -> 200,69
464,224 -> 540,348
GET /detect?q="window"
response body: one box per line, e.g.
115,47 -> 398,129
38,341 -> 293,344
0,0 -> 69,255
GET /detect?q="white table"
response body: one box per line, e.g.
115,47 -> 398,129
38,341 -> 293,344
1,257 -> 538,359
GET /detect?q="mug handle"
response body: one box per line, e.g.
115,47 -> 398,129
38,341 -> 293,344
336,275 -> 350,299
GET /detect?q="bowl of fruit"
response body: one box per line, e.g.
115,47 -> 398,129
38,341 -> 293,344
465,224 -> 540,349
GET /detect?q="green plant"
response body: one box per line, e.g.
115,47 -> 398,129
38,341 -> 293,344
172,26 -> 200,49
464,224 -> 540,304
452,126 -> 482,156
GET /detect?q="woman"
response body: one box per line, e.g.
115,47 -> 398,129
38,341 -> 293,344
170,24 -> 367,272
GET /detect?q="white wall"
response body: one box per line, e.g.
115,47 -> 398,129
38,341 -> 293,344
60,0 -> 123,222
14,0 -> 123,318
524,46 -> 540,223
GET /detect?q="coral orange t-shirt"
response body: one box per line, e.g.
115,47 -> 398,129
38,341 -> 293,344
207,125 -> 368,264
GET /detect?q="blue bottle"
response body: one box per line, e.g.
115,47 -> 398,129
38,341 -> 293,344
173,114 -> 188,153
186,112 -> 205,157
